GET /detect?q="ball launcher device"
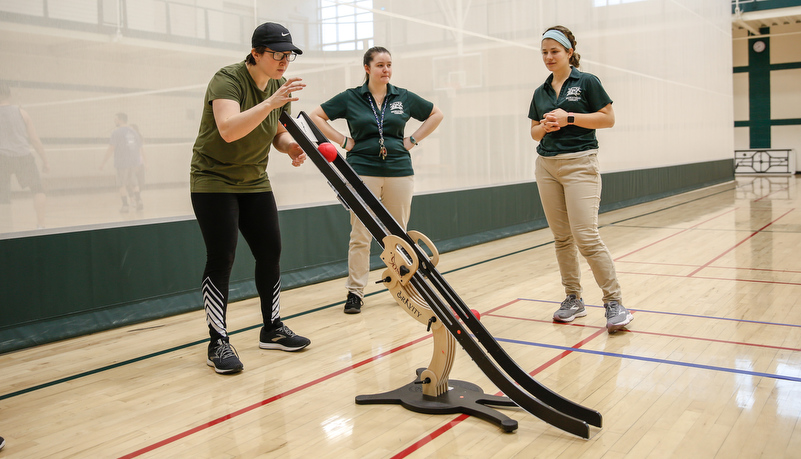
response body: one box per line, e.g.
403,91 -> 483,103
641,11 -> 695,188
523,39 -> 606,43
280,110 -> 602,438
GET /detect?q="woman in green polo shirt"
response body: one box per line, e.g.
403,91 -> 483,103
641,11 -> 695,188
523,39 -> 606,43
309,46 -> 443,314
528,25 -> 633,334
190,22 -> 311,374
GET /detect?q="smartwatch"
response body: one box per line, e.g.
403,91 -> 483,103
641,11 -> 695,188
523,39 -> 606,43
567,114 -> 575,125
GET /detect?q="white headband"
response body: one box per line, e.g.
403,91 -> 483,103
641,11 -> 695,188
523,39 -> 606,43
542,30 -> 572,50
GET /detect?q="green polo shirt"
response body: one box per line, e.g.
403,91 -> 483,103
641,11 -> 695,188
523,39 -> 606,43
320,83 -> 434,177
190,61 -> 290,193
528,67 -> 612,157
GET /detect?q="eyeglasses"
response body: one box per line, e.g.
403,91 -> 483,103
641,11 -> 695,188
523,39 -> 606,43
269,51 -> 297,62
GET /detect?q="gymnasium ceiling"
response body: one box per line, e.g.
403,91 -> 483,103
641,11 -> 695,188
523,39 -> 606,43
732,4 -> 801,34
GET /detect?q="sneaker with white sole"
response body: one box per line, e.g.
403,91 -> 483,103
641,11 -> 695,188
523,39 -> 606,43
605,301 -> 633,333
553,294 -> 587,322
207,338 -> 243,374
344,292 -> 363,314
259,324 -> 311,351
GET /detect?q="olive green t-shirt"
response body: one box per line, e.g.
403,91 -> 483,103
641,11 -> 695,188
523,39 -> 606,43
320,83 -> 434,177
190,61 -> 289,192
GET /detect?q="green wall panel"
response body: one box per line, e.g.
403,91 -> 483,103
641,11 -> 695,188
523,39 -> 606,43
748,28 -> 772,148
0,159 -> 734,353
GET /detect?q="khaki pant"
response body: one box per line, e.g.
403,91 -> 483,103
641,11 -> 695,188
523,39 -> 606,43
346,175 -> 415,297
535,152 -> 622,303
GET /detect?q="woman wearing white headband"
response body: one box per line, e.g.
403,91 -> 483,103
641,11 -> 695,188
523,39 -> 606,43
528,25 -> 633,334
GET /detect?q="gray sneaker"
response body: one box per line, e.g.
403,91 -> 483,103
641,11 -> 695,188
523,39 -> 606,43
605,301 -> 633,333
553,295 -> 587,322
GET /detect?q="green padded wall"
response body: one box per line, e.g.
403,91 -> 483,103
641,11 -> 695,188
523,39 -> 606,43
0,159 -> 733,353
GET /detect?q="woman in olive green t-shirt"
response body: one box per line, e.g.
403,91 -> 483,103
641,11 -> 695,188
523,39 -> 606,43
190,22 -> 311,375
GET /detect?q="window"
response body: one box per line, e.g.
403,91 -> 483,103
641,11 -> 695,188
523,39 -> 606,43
320,0 -> 374,51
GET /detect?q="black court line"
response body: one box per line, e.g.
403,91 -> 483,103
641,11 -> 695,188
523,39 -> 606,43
0,181 -> 747,401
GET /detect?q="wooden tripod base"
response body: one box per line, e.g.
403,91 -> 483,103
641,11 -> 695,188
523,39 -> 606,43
355,368 -> 519,432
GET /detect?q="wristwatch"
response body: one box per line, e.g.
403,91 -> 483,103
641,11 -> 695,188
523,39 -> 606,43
567,113 -> 575,125
410,135 -> 418,146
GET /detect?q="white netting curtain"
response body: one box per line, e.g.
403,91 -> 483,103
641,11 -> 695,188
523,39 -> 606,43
0,0 -> 732,235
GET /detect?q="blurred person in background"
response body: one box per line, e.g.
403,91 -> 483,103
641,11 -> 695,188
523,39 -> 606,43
0,81 -> 49,229
100,112 -> 144,212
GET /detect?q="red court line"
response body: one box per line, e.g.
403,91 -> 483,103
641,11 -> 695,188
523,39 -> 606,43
753,186 -> 791,202
615,208 -> 737,261
486,314 -> 801,352
391,312 -> 607,458
687,208 -> 795,277
483,298 -> 523,315
615,270 -> 801,286
617,259 -> 801,275
118,334 -> 432,459
391,414 -> 472,459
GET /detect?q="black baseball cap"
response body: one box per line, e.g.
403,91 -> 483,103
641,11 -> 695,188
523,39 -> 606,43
251,22 -> 303,54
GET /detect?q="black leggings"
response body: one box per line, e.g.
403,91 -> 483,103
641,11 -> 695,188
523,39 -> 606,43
191,192 -> 283,341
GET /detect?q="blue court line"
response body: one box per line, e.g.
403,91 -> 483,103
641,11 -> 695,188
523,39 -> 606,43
620,307 -> 801,328
496,337 -> 801,383
518,298 -> 801,329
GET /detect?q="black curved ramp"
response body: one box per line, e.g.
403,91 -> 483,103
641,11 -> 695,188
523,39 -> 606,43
415,263 -> 603,428
281,111 -> 601,438
405,274 -> 593,438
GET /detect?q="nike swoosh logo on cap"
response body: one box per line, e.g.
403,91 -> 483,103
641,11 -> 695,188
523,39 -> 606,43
282,32 -> 290,36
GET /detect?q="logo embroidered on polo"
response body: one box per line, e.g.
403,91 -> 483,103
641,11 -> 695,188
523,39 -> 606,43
566,87 -> 581,101
390,101 -> 404,114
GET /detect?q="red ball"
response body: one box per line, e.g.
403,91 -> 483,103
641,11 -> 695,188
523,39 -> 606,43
318,142 -> 337,162
470,309 -> 481,321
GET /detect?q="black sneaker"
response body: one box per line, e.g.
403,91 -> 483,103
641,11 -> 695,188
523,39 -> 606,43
0,435 -> 5,451
207,338 -> 244,374
259,324 -> 311,351
344,292 -> 363,314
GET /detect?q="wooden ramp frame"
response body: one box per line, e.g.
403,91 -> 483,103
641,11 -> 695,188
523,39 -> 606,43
280,111 -> 602,438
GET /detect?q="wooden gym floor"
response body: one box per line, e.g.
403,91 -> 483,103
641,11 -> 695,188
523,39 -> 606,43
1,174 -> 800,458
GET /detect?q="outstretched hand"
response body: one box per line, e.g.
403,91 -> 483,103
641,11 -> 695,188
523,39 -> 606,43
267,77 -> 306,109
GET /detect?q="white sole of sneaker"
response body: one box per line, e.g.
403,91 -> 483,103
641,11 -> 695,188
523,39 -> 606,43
206,359 -> 243,374
607,313 -> 633,333
553,310 -> 587,322
259,342 -> 310,352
